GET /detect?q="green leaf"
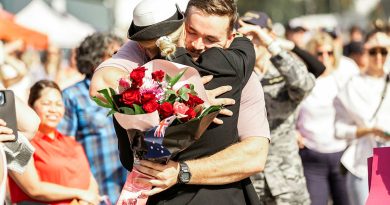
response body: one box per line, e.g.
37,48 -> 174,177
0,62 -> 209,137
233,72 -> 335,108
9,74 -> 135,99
109,88 -> 117,97
92,96 -> 112,108
180,93 -> 189,101
98,88 -> 114,106
164,89 -> 176,97
199,105 -> 223,118
169,68 -> 188,87
168,95 -> 177,102
133,104 -> 145,114
163,90 -> 177,102
165,74 -> 172,85
178,87 -> 190,101
119,107 -> 135,115
107,109 -> 117,116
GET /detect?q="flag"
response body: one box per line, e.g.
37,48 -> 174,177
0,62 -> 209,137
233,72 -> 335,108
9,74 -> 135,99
154,116 -> 176,138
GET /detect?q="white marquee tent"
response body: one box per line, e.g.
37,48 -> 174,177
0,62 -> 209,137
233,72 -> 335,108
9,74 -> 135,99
15,0 -> 95,48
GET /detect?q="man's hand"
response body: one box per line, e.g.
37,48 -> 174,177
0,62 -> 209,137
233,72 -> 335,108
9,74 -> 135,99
237,20 -> 275,47
202,75 -> 235,124
135,160 -> 179,196
0,119 -> 16,142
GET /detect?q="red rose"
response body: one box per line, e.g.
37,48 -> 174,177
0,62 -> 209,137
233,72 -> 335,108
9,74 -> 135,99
143,100 -> 159,113
159,102 -> 174,119
121,88 -> 141,107
130,66 -> 147,87
186,94 -> 204,107
181,108 -> 197,122
184,84 -> 191,89
152,70 -> 165,82
141,92 -> 156,103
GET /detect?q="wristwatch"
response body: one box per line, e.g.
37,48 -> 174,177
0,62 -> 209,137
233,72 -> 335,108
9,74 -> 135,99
177,161 -> 191,184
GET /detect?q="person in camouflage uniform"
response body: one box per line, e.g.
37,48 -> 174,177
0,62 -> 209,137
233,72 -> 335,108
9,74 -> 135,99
238,12 -> 320,205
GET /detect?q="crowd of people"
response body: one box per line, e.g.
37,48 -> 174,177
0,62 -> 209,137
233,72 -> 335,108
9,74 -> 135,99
1,0 -> 390,204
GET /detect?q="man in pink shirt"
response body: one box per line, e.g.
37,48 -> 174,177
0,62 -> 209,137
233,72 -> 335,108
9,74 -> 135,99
90,0 -> 270,203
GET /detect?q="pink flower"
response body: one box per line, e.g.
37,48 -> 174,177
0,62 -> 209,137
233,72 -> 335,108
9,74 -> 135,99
119,78 -> 130,89
173,102 -> 189,118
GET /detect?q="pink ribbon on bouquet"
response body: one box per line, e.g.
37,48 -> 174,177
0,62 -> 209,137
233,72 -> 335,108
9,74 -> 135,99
116,170 -> 152,205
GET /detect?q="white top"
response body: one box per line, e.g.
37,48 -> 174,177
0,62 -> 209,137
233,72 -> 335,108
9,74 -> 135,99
297,72 -> 349,153
335,56 -> 360,87
335,74 -> 390,178
296,57 -> 359,153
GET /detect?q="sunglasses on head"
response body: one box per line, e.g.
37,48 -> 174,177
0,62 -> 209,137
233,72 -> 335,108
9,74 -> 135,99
316,51 -> 334,56
368,48 -> 388,56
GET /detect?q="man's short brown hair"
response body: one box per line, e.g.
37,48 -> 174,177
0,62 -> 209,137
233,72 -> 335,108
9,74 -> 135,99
185,0 -> 238,33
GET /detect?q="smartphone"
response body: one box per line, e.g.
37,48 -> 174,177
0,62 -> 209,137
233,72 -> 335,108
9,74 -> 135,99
0,90 -> 18,142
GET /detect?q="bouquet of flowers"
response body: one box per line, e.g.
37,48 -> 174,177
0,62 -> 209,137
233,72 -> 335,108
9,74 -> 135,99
92,59 -> 221,205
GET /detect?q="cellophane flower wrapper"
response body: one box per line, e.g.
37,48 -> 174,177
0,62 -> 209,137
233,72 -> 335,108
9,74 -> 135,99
112,60 -> 221,205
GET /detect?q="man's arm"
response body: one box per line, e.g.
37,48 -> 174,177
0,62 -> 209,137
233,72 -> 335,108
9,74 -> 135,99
270,51 -> 315,102
137,74 -> 270,195
237,73 -> 270,140
185,137 -> 268,184
238,22 -> 315,103
137,137 -> 269,196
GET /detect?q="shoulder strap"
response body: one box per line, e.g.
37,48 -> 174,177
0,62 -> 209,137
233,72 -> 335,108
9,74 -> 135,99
370,74 -> 390,121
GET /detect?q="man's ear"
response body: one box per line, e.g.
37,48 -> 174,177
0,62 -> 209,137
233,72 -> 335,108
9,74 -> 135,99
225,32 -> 235,48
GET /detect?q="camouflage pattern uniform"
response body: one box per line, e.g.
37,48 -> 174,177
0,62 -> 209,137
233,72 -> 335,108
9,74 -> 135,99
251,51 -> 315,205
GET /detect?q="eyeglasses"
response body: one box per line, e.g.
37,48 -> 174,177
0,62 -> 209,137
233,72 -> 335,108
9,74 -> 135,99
316,51 -> 334,57
368,48 -> 388,57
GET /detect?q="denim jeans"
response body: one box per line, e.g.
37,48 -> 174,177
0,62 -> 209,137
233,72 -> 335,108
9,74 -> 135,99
346,171 -> 369,205
299,147 -> 350,205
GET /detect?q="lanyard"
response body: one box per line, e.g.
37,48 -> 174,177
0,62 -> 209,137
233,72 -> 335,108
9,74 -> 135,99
370,74 -> 390,121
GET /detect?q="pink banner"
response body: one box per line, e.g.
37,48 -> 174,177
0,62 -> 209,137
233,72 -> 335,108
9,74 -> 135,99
366,147 -> 390,205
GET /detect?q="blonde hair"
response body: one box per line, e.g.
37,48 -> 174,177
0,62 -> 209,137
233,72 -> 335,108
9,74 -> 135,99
306,32 -> 340,68
138,23 -> 184,60
157,24 -> 184,59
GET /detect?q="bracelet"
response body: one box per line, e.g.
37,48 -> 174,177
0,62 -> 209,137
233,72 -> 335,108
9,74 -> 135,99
267,41 -> 282,56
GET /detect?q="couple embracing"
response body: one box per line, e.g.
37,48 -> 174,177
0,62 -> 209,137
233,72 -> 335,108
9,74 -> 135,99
90,0 -> 270,204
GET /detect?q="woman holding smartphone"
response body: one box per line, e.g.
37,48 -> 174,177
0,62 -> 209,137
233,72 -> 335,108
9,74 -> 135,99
0,81 -> 40,205
7,80 -> 101,205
